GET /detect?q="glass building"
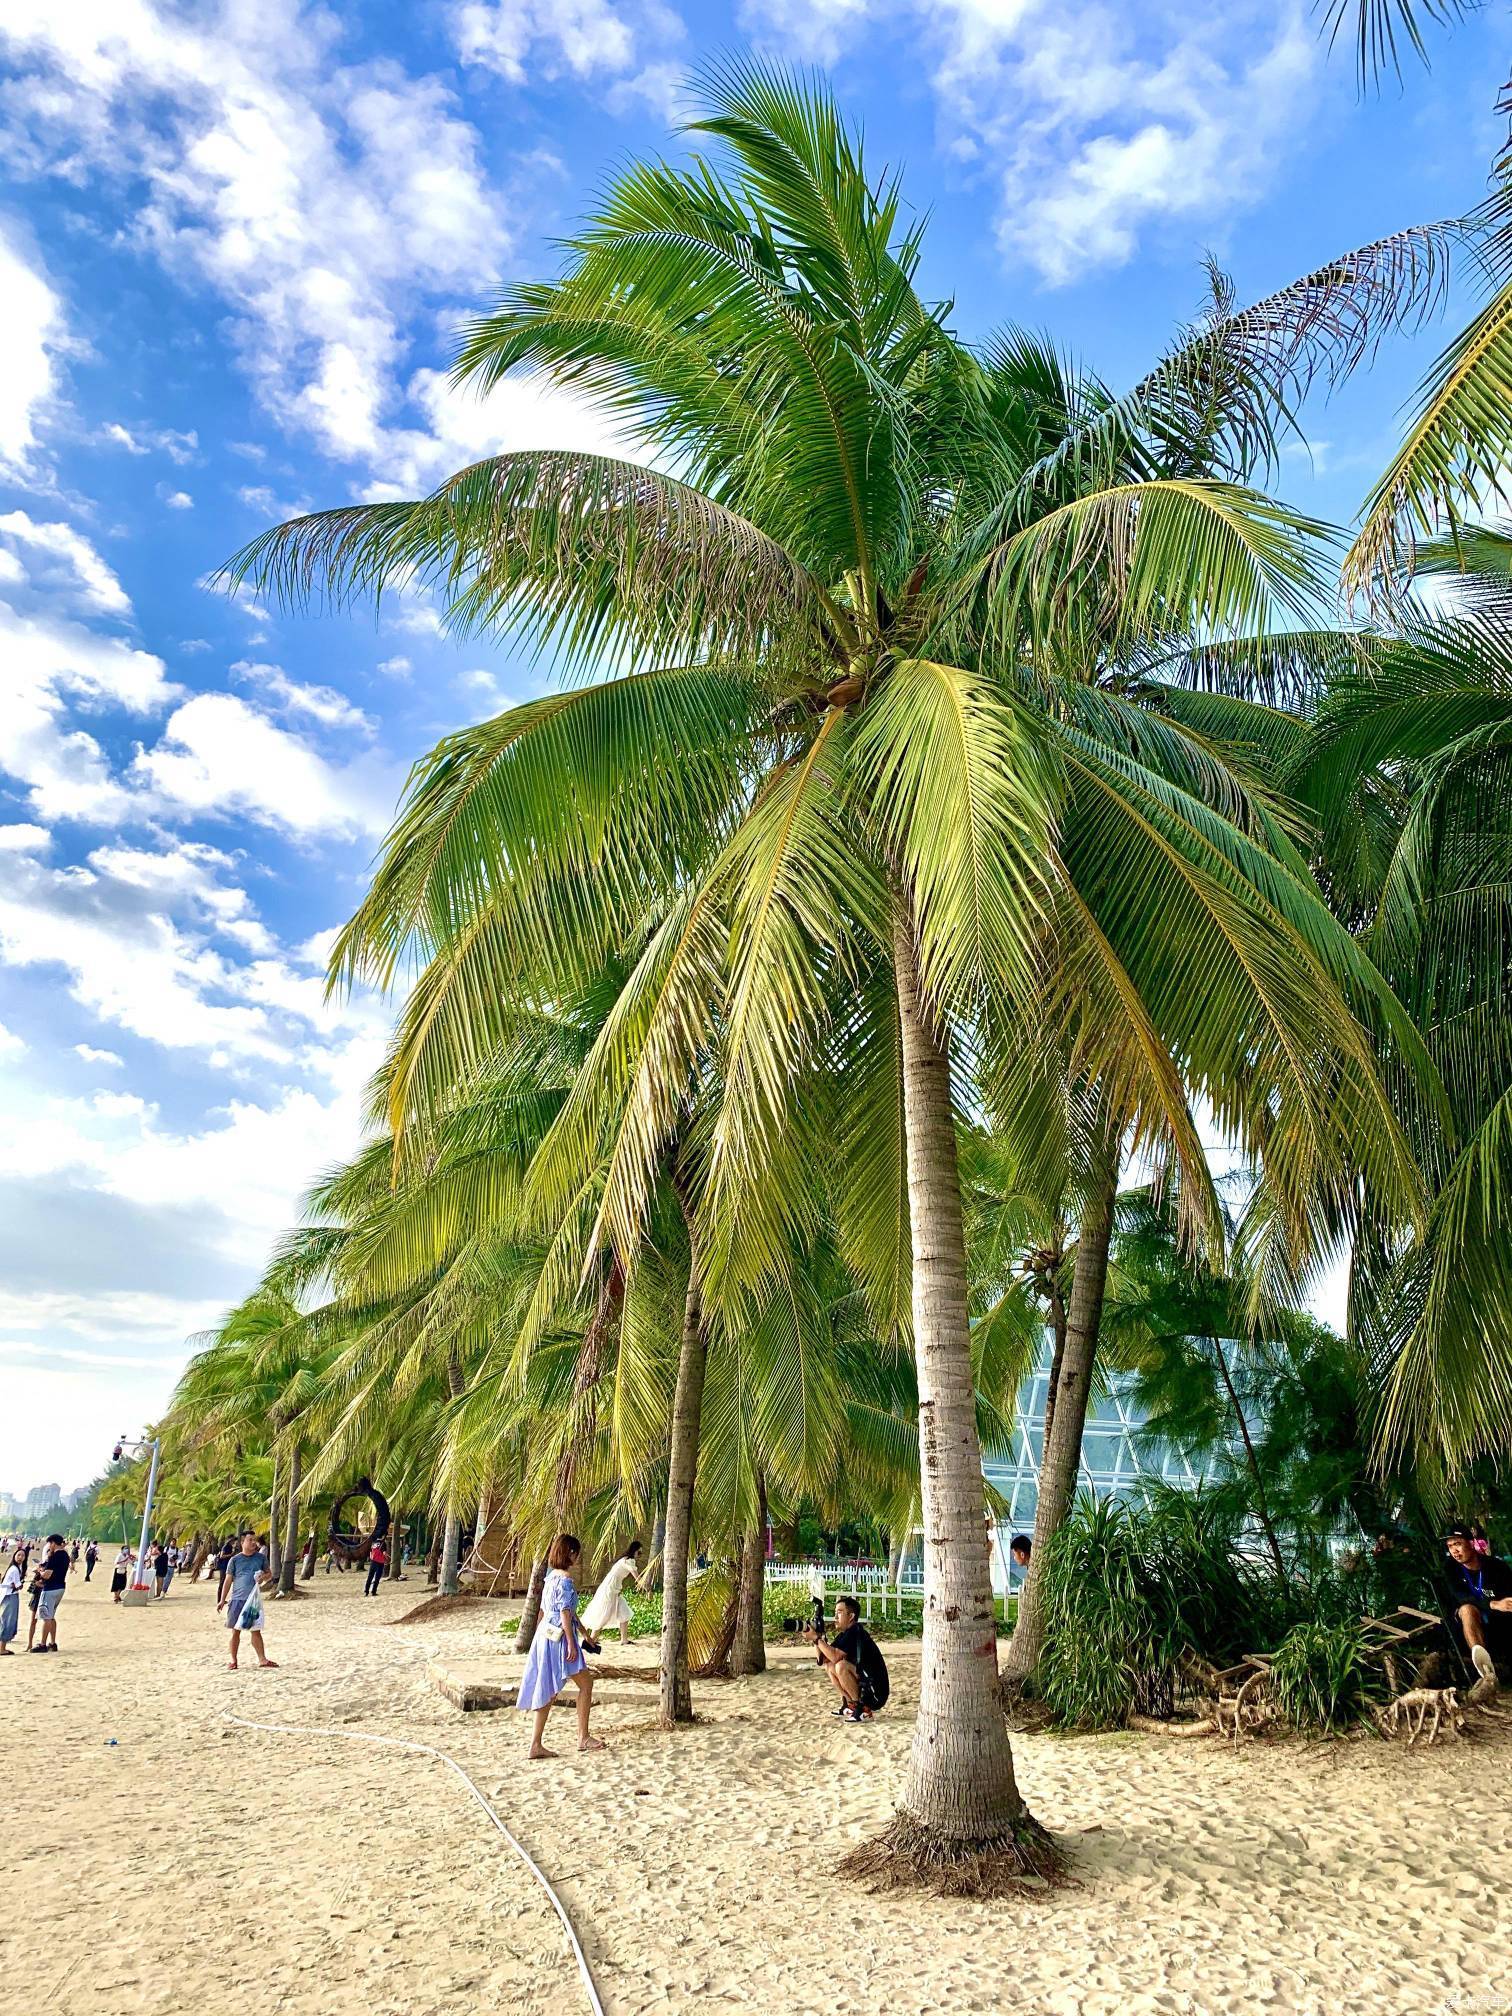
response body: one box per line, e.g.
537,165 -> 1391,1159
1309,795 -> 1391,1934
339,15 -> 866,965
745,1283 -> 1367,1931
984,1339 -> 1219,1596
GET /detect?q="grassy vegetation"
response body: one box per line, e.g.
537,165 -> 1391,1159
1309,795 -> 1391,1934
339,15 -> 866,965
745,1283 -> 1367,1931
498,1579 -> 1018,1646
1038,1488 -> 1371,1732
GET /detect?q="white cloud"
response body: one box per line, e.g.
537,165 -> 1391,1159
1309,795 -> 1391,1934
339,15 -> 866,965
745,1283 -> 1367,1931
74,1043 -> 125,1067
370,364 -> 646,500
231,659 -> 375,733
739,0 -> 1321,283
0,845 -> 289,1063
0,220 -> 66,476
99,420 -> 198,463
237,483 -> 309,520
0,838 -> 388,1076
0,511 -> 397,839
131,691 -> 394,838
162,488 -> 194,510
450,0 -> 641,82
0,599 -> 177,823
0,923 -> 390,1491
375,654 -> 412,679
0,1075 -> 373,1273
457,666 -> 517,712
0,823 -> 51,853
0,509 -> 132,615
734,0 -> 868,66
606,58 -> 687,122
1,0 -> 512,463
0,1023 -> 26,1057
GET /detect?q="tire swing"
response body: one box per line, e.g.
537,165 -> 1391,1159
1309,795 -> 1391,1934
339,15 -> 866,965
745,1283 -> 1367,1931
327,1475 -> 392,1568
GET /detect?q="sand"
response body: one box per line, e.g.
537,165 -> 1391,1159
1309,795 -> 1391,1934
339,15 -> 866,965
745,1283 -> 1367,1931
7,1565 -> 1508,2016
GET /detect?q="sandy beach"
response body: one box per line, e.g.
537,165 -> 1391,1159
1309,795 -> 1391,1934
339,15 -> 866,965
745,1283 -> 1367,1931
6,1566 -> 1509,2016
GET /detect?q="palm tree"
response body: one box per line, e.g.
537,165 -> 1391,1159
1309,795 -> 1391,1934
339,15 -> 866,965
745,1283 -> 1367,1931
1289,579 -> 1512,1481
1321,0 -> 1486,85
170,1287 -> 335,1586
1284,0 -> 1512,598
1098,1184 -> 1300,1574
230,64 -> 1432,1878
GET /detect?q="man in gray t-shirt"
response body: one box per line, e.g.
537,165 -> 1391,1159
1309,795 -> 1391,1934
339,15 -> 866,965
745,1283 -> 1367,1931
216,1533 -> 278,1671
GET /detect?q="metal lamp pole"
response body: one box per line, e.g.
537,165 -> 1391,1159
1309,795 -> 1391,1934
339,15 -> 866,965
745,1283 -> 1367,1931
114,1435 -> 162,1595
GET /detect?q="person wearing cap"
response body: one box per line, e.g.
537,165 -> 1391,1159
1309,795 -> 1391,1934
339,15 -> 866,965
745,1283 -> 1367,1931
1444,1524 -> 1512,1687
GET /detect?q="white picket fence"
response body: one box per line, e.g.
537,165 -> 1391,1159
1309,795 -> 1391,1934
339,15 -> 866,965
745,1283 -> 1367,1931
766,1558 -> 925,1621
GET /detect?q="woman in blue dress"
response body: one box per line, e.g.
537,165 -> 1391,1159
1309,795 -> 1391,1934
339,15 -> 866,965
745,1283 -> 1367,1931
517,1534 -> 604,1758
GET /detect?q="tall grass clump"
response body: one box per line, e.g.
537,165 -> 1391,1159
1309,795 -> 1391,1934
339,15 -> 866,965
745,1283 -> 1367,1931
1037,1485 -> 1369,1732
1269,1618 -> 1378,1733
1040,1497 -> 1160,1729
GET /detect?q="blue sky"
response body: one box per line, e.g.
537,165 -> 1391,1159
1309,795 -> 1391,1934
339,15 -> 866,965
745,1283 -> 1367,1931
0,0 -> 1508,1498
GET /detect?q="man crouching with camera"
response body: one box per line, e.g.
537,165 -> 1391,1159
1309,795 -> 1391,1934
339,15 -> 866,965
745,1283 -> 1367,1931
806,1593 -> 890,1722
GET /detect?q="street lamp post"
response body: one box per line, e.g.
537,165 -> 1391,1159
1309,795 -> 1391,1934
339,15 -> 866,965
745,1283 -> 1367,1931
113,1435 -> 162,1603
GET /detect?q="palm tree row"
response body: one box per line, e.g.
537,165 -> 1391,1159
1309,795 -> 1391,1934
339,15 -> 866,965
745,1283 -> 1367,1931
148,59 -> 1512,1883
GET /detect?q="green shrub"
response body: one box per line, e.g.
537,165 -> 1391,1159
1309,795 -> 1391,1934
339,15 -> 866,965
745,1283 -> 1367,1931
564,1575 -> 1014,1648
1040,1497 -> 1159,1730
1036,1486 -> 1376,1732
1269,1618 -> 1377,1733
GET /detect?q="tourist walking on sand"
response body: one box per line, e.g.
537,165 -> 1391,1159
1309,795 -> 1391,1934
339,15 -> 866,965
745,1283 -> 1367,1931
0,1549 -> 23,1655
110,1544 -> 134,1601
581,1541 -> 645,1646
517,1534 -> 603,1759
217,1533 -> 279,1671
84,1540 -> 98,1582
32,1534 -> 69,1652
363,1535 -> 388,1597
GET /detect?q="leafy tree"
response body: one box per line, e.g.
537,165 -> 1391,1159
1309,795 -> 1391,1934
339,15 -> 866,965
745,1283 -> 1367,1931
231,65 -> 1431,1879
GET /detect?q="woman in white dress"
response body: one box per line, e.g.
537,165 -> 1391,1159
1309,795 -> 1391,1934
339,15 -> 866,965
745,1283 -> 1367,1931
581,1541 -> 644,1646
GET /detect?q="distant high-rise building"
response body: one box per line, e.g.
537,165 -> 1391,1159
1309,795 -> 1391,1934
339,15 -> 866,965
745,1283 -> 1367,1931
22,1484 -> 62,1517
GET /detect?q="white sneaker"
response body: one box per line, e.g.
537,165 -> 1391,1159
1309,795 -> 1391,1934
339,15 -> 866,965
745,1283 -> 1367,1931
1471,1642 -> 1497,1685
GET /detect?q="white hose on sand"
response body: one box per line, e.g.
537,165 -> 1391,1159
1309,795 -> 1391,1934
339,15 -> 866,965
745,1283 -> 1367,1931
223,1713 -> 605,2016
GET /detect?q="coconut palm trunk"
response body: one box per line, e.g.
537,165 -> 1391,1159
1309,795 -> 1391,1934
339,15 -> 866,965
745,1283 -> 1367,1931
278,1444 -> 302,1597
856,914 -> 1049,1871
438,1356 -> 466,1597
438,1512 -> 463,1597
267,1453 -> 282,1581
518,1265 -> 625,1653
732,1476 -> 767,1677
1003,1154 -> 1118,1689
659,1214 -> 708,1727
1041,1259 -> 1069,1450
514,1556 -> 549,1654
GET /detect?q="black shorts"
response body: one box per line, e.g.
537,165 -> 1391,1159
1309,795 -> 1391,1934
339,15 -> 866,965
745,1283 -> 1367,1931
857,1672 -> 889,1713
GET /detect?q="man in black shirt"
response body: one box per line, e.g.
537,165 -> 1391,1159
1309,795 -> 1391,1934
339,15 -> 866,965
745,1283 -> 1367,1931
1445,1525 -> 1512,1687
33,1534 -> 69,1652
809,1594 -> 890,1722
